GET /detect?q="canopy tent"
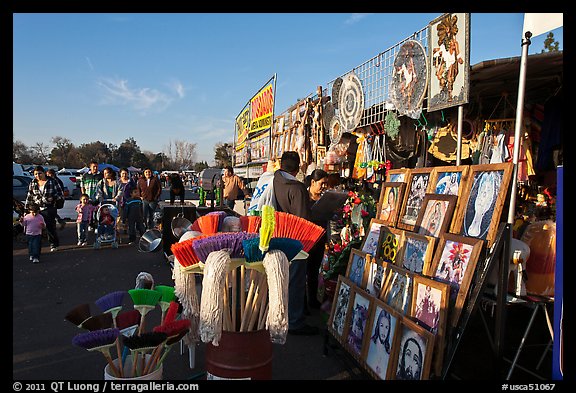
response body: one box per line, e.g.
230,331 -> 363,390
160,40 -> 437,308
98,163 -> 119,172
127,166 -> 142,172
78,166 -> 90,173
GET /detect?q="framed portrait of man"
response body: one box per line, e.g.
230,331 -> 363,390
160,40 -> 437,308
391,316 -> 435,380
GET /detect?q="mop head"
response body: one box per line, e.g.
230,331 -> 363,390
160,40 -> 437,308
263,249 -> 289,344
172,258 -> 200,344
199,250 -> 231,346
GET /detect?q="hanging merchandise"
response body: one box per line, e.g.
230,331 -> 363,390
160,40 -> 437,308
329,115 -> 343,146
427,123 -> 470,162
363,134 -> 374,180
338,72 -> 365,133
390,40 -> 429,120
384,111 -> 401,140
323,101 -> 335,132
352,133 -> 367,179
331,77 -> 343,109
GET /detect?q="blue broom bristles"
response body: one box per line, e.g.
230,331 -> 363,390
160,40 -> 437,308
243,237 -> 303,262
192,232 -> 257,261
95,291 -> 126,313
72,328 -> 120,350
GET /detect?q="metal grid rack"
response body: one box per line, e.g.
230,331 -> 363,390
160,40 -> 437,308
320,26 -> 428,128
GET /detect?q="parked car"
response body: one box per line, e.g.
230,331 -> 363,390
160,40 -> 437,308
13,175 -> 32,202
13,162 -> 33,178
57,169 -> 82,198
198,168 -> 224,192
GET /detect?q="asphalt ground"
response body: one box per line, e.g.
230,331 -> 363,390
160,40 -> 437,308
12,188 -> 560,382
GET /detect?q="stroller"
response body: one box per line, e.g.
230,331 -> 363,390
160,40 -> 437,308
93,201 -> 120,249
13,198 -> 27,244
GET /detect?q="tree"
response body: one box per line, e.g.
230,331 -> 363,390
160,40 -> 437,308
77,141 -> 112,166
541,32 -> 560,53
114,138 -> 141,168
193,161 -> 208,172
31,142 -> 51,164
214,142 -> 232,168
49,136 -> 82,168
162,139 -> 197,170
13,139 -> 36,163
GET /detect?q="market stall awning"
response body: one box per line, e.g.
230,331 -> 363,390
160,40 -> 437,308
98,163 -> 119,172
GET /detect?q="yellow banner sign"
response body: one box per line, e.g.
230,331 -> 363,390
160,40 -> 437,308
235,105 -> 250,151
250,82 -> 274,134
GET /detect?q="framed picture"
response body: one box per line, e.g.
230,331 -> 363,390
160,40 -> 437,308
376,182 -> 406,227
428,165 -> 471,232
344,287 -> 373,360
429,233 -> 484,328
414,193 -> 457,238
385,168 -> 409,183
396,231 -> 436,275
375,226 -> 404,266
361,299 -> 402,380
391,316 -> 435,380
345,249 -> 370,289
361,219 -> 386,257
452,162 -> 513,248
410,275 -> 450,376
397,167 -> 434,232
365,259 -> 389,298
316,145 -> 326,166
427,13 -> 470,112
381,264 -> 413,315
328,276 -> 354,343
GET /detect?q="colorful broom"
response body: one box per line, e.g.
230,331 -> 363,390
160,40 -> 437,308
147,319 -> 191,373
65,303 -> 92,328
259,205 -> 275,252
127,289 -> 162,335
206,211 -> 228,231
72,328 -> 121,377
171,235 -> 211,270
273,211 -> 326,252
154,285 -> 176,322
191,232 -> 258,262
115,309 -> 142,374
163,301 -> 180,325
239,215 -> 261,233
190,214 -> 220,235
243,237 -> 303,264
122,332 -> 167,377
94,291 -> 126,325
81,313 -> 114,331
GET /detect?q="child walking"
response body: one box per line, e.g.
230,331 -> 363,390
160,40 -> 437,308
76,193 -> 97,246
21,203 -> 46,263
122,187 -> 146,245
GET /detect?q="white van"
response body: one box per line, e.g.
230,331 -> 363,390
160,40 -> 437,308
13,162 -> 33,178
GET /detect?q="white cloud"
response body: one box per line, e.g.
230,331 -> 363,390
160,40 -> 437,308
97,77 -> 173,113
85,56 -> 94,71
167,80 -> 186,98
344,13 -> 373,25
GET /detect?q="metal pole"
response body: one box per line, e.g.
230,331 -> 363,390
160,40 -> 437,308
507,31 -> 532,224
456,105 -> 463,165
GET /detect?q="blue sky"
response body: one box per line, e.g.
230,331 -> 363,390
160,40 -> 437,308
13,13 -> 563,165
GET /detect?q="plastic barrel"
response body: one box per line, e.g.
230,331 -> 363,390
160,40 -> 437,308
205,329 -> 272,380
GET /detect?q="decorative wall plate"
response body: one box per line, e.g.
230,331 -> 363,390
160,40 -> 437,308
390,40 -> 429,118
329,116 -> 343,145
338,72 -> 365,133
323,101 -> 335,131
332,77 -> 343,109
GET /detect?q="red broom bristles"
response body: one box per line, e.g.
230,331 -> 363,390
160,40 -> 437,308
239,216 -> 261,233
171,235 -> 210,267
197,214 -> 220,234
163,301 -> 179,325
273,212 -> 325,252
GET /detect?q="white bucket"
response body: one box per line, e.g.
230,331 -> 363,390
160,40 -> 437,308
104,354 -> 163,380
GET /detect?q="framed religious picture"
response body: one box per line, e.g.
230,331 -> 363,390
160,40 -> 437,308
328,275 -> 354,344
410,275 -> 450,376
343,287 -> 373,360
428,165 -> 471,232
377,182 -> 406,227
427,13 -> 470,112
361,219 -> 386,257
361,299 -> 402,380
391,316 -> 435,380
385,168 -> 409,183
376,226 -> 404,266
316,145 -> 326,167
429,233 -> 484,328
381,264 -> 413,315
365,259 -> 389,298
396,231 -> 436,275
397,167 -> 434,232
452,162 -> 513,248
414,194 -> 457,238
346,249 -> 370,289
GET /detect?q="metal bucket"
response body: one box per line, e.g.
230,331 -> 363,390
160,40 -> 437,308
138,229 -> 163,253
171,214 -> 193,239
205,329 -> 272,380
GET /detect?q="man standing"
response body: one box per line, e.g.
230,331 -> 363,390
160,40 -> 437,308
273,151 -> 318,336
137,168 -> 162,229
222,166 -> 250,211
81,161 -> 103,205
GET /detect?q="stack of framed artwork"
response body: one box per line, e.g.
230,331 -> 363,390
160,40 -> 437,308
327,162 -> 513,379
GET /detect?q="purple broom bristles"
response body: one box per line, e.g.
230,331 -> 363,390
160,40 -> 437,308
95,291 -> 126,313
72,328 -> 120,350
192,232 -> 257,261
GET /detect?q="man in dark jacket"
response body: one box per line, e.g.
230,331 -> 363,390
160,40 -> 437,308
122,187 -> 146,244
137,168 -> 162,229
273,151 -> 318,336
